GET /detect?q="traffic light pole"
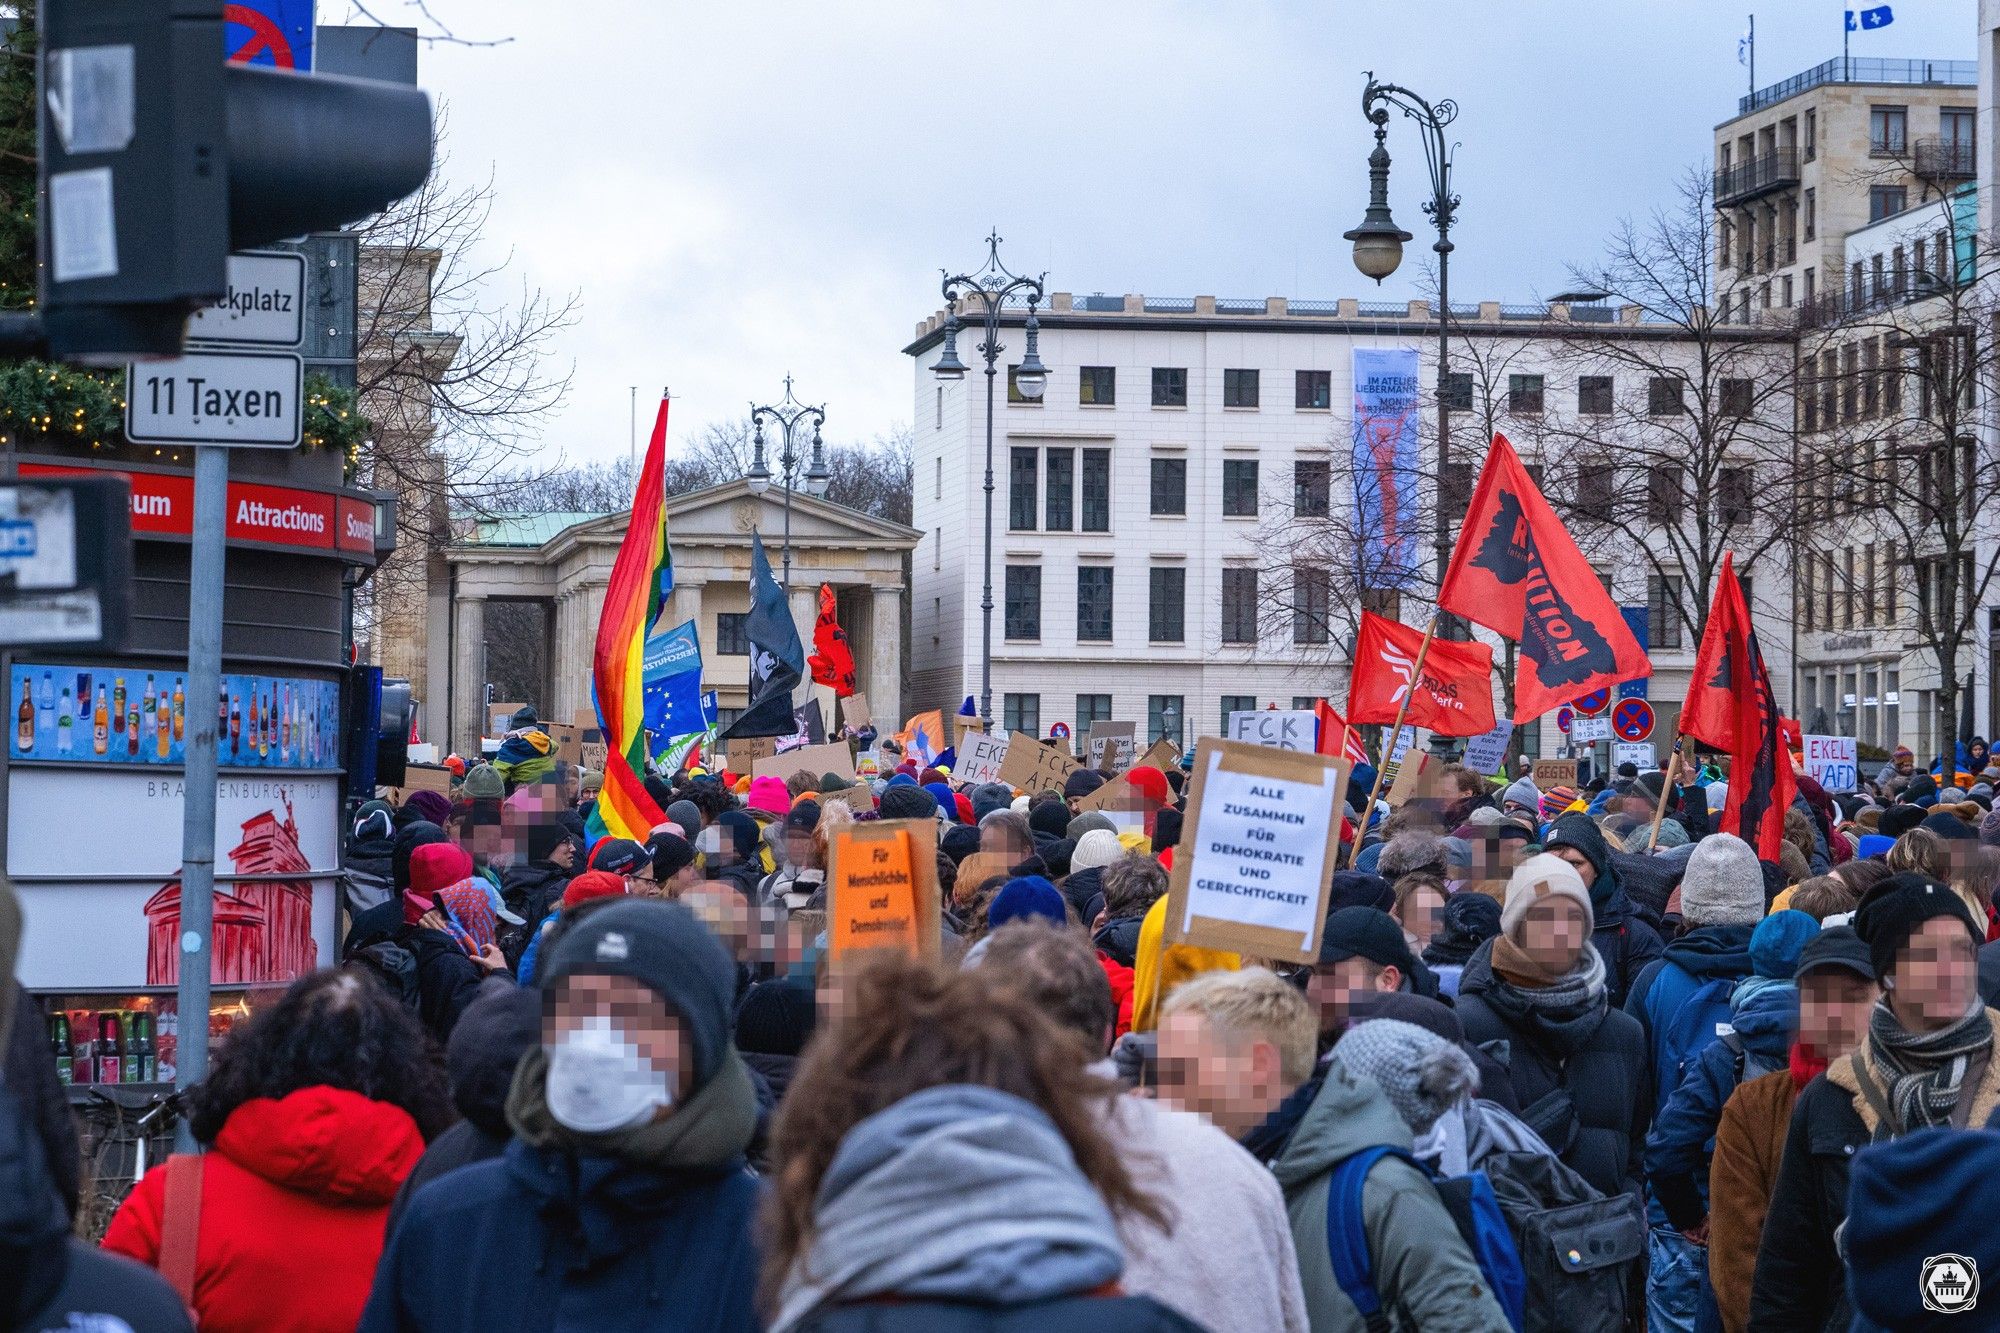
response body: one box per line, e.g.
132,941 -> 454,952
173,443 -> 227,1146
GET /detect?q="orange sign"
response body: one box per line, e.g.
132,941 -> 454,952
828,818 -> 940,960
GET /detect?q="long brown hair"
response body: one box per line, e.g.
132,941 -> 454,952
760,950 -> 1168,1313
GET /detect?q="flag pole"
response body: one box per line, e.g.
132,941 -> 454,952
1348,616 -> 1438,868
1647,741 -> 1683,851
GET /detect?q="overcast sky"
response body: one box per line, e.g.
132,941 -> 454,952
391,0 -> 1974,469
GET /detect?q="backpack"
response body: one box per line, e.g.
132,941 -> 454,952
1656,973 -> 1736,1103
348,938 -> 421,1009
1479,1148 -> 1647,1333
1325,1145 -> 1527,1333
1716,1026 -> 1786,1084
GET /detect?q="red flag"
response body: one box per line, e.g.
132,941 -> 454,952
1347,611 -> 1497,737
1439,434 -> 1651,722
1681,554 -> 1795,859
807,583 -> 858,697
1314,699 -> 1370,766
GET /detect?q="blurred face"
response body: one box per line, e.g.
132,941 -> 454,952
783,830 -> 817,870
1550,845 -> 1596,891
1396,887 -> 1446,948
624,862 -> 659,897
1886,916 -> 1980,1032
547,839 -> 576,870
1156,1011 -> 1287,1139
1798,969 -> 1879,1060
1521,897 -> 1588,973
1306,958 -> 1397,1037
981,823 -> 1026,857
1618,792 -> 1654,820
548,973 -> 689,1104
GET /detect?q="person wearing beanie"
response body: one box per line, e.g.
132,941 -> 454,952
1542,813 -> 1665,1008
1501,776 -> 1541,820
361,900 -> 762,1331
744,775 -> 791,821
496,818 -> 578,963
938,823 -> 981,866
1062,767 -> 1108,807
1419,892 -> 1503,998
986,875 -> 1068,931
1326,871 -> 1395,914
877,783 -> 939,823
1071,827 -> 1124,876
352,842 -> 508,1044
1065,809 -> 1118,841
1328,1016 -> 1482,1139
644,832 -> 700,899
1453,853 -> 1650,1200
733,975 -> 816,1157
665,798 -> 704,839
700,809 -> 769,901
1151,807 -> 1184,868
921,781 -> 958,823
1839,1127 -> 2000,1329
1707,926 -> 1877,1333
968,781 -> 1014,823
461,762 -> 506,802
756,804 -> 826,918
344,800 -> 399,915
1027,799 -> 1071,842
1752,876 -> 1998,1332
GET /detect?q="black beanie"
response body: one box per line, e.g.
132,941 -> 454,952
1880,804 -> 1926,840
647,831 -> 696,883
1029,800 -> 1071,840
445,980 -> 542,1136
733,977 -> 816,1057
1040,837 -> 1075,879
1328,871 -> 1396,913
540,898 -> 737,1088
940,824 -> 982,865
527,819 -> 573,865
878,785 -> 939,821
1853,872 -> 1982,983
1063,769 -> 1108,801
1152,807 -> 1184,852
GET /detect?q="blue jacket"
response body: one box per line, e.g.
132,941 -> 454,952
1624,924 -> 1756,1111
1641,979 -> 1797,1230
359,1137 -> 761,1333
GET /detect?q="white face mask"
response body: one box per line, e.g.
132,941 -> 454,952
545,1016 -> 674,1134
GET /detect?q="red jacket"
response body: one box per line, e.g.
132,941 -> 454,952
1098,951 -> 1136,1037
103,1085 -> 425,1333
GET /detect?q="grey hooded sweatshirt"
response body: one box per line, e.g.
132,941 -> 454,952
1269,1061 -> 1512,1333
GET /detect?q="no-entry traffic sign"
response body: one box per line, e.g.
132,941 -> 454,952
1574,688 -> 1611,717
1612,698 -> 1655,742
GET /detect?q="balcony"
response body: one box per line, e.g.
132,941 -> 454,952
1714,148 -> 1801,208
1915,137 -> 1976,181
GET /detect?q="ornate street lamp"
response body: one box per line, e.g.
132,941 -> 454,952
747,374 -> 828,592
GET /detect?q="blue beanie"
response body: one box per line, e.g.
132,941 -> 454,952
1846,1127 -> 2000,1327
1749,909 -> 1820,980
923,782 -> 958,821
988,875 -> 1067,929
1856,833 -> 1896,861
885,773 -> 918,788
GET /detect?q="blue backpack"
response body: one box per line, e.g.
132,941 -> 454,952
1656,974 -> 1736,1105
1325,1145 -> 1527,1333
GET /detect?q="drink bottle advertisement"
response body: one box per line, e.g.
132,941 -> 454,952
9,664 -> 340,769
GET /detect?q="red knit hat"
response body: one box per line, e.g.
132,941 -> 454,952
562,869 -> 629,910
1126,765 -> 1171,807
408,842 -> 473,897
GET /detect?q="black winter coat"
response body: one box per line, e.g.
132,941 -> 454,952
6,985 -> 79,1223
1093,914 -> 1145,968
1748,1073 -> 1865,1333
401,926 -> 489,1045
1453,939 -> 1652,1200
794,1295 -> 1204,1333
1591,885 -> 1666,1011
498,861 -> 570,965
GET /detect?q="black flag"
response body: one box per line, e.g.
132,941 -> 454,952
717,532 -> 805,740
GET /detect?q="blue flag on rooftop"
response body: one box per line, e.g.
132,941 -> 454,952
1846,5 -> 1892,31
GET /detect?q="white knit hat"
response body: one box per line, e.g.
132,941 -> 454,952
1680,832 -> 1766,927
1070,828 -> 1125,874
1501,852 -> 1594,943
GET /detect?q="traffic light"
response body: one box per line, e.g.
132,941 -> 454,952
34,0 -> 431,364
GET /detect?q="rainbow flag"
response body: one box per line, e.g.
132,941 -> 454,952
588,394 -> 674,841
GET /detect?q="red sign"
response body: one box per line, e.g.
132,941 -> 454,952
19,462 -> 374,561
223,4 -> 297,67
1611,698 -> 1655,742
1573,688 -> 1612,716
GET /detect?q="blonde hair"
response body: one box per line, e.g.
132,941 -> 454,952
1160,966 -> 1319,1087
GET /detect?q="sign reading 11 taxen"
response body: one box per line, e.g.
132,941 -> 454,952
125,250 -> 305,449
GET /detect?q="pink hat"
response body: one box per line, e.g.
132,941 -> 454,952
746,774 -> 791,818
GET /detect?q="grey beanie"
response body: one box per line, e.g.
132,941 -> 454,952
1680,832 -> 1766,927
1331,1017 -> 1480,1134
1067,811 -> 1118,841
666,800 -> 703,835
1378,831 -> 1451,881
1503,777 -> 1542,812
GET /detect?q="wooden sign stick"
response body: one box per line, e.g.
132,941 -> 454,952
1646,742 -> 1683,851
1347,616 -> 1437,868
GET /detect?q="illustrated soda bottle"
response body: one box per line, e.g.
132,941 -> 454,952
126,701 -> 140,757
155,685 -> 170,758
69,1010 -> 93,1084
93,685 -> 108,755
15,679 -> 33,752
140,674 -> 155,742
249,689 -> 261,758
96,1012 -> 122,1084
37,671 -> 53,733
263,686 -> 275,754
172,677 -> 185,743
133,1011 -> 156,1082
120,1011 -> 139,1083
48,1013 -> 72,1086
112,676 -> 125,733
230,692 -> 241,756
56,685 -> 72,754
281,683 -> 291,758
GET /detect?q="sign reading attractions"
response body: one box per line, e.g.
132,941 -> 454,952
1165,737 -> 1349,964
18,463 -> 376,560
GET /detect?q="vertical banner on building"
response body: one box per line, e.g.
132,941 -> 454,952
1351,347 -> 1424,591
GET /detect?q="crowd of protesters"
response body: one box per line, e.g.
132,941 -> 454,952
7,701 -> 2000,1330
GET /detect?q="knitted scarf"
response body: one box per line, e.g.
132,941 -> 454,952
1789,1040 -> 1829,1093
1865,1000 -> 1994,1134
1489,936 -> 1608,1010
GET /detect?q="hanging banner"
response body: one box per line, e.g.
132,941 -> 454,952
1351,347 -> 1424,592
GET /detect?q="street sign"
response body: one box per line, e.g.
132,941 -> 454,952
1612,741 -> 1656,771
1573,688 -> 1611,717
184,251 -> 305,347
1572,716 -> 1613,744
1611,698 -> 1655,742
1555,705 -> 1573,735
224,1 -> 316,70
126,349 -> 303,448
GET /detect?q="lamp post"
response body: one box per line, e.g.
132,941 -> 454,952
1160,699 -> 1181,749
746,374 -> 830,592
1345,73 -> 1461,634
933,230 -> 1048,729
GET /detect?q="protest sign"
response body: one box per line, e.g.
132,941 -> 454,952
1532,758 -> 1579,791
1612,740 -> 1656,772
382,764 -> 454,805
1388,725 -> 1417,764
1086,720 -> 1138,771
956,730 -> 1011,788
1165,737 -> 1349,963
827,818 -> 939,961
487,701 -> 527,736
998,731 -> 1081,791
1462,720 -> 1514,776
1804,734 -> 1859,792
547,723 -> 582,768
1139,736 -> 1181,771
752,739 -> 857,784
724,735 -> 779,772
1386,749 -> 1443,807
1227,709 -> 1316,753
949,851 -> 1014,908
842,692 -> 872,730
1078,771 -> 1161,834
955,712 -> 985,747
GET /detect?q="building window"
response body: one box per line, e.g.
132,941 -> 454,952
1442,372 -> 1474,411
1804,108 -> 1816,160
1803,187 -> 1815,240
1150,457 -> 1186,516
934,456 -> 942,499
715,612 -> 749,656
713,707 -> 743,732
1647,575 -> 1685,649
1439,462 -> 1474,524
1149,566 -> 1185,643
1578,375 -> 1613,415
1006,365 -> 1041,404
1295,369 -> 1332,409
1221,567 -> 1258,644
1804,266 -> 1815,302
1720,377 -> 1754,416
1075,694 -> 1112,738
1221,694 -> 1257,730
1004,565 -> 1041,640
1508,373 -> 1544,414
1719,466 -> 1754,526
935,386 -> 942,430
1869,104 -> 1907,155
1294,460 -> 1331,517
1869,185 -> 1907,223
1862,340 -> 1880,416
1576,462 -> 1615,523
1223,368 -> 1260,408
1079,366 -> 1115,406
1222,459 -> 1260,517
1003,693 -> 1040,737
1647,376 -> 1686,415
1080,448 -> 1110,532
1151,367 -> 1187,407
1044,448 -> 1073,531
1782,275 -> 1793,307
1008,447 -> 1037,530
1076,567 -> 1114,642
1148,695 -> 1185,747
1647,463 -> 1684,524
1293,566 -> 1330,644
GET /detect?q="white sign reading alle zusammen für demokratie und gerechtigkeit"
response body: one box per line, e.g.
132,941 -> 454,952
1183,749 -> 1338,953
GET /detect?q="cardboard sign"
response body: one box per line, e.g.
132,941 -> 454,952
950,850 -> 1015,908
1077,771 -> 1160,834
547,723 -> 582,768
1804,734 -> 1859,792
956,730 -> 1011,788
954,712 -> 985,747
1533,759 -> 1579,792
1612,740 -> 1657,772
1385,749 -> 1443,807
1138,736 -> 1181,771
753,739 -> 858,784
400,763 -> 453,795
827,817 -> 940,961
997,731 -> 1081,792
488,701 -> 527,735
1227,709 -> 1317,753
842,692 -> 872,730
1086,720 -> 1137,771
1462,720 -> 1514,776
1165,736 -> 1350,964
723,734 -> 779,772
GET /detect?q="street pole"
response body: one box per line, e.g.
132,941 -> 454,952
749,376 -> 827,597
980,354 -> 996,728
174,443 -> 227,1149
